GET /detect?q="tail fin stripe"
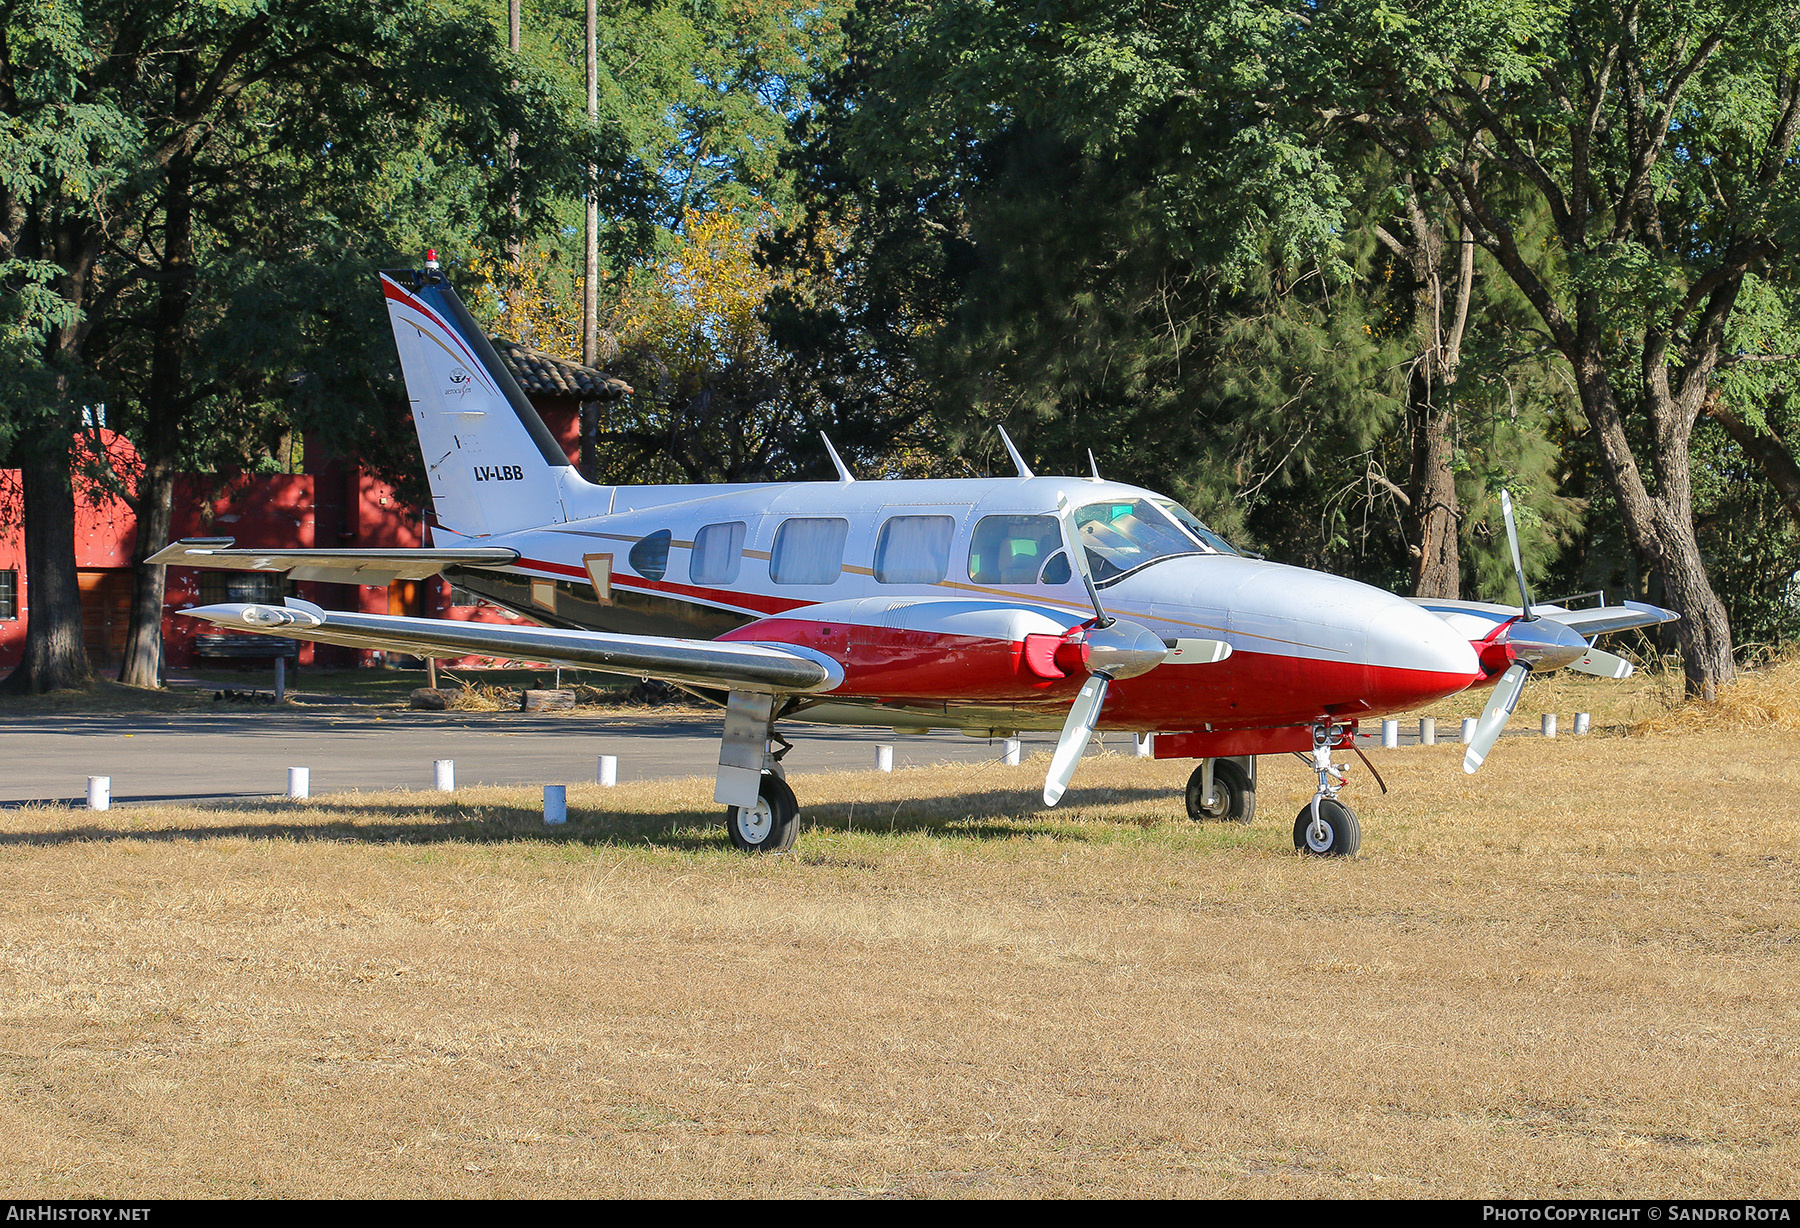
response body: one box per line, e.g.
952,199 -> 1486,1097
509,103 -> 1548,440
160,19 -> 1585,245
381,276 -> 499,396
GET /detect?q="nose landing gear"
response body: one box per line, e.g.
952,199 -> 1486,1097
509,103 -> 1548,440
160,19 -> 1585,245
1294,721 -> 1360,856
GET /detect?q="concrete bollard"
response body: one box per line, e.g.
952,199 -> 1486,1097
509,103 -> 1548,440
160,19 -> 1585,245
544,784 -> 567,825
1420,717 -> 1437,746
434,759 -> 455,791
597,755 -> 617,787
1381,719 -> 1399,748
1460,717 -> 1478,745
1003,737 -> 1022,767
1575,712 -> 1591,735
1542,713 -> 1558,739
87,776 -> 110,812
1134,733 -> 1153,759
287,767 -> 309,800
876,744 -> 894,772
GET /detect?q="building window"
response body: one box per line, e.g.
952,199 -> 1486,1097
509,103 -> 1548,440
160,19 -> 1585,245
874,515 -> 955,584
691,521 -> 745,586
770,517 -> 848,585
968,515 -> 1063,584
0,570 -> 15,619
629,529 -> 672,581
198,571 -> 289,605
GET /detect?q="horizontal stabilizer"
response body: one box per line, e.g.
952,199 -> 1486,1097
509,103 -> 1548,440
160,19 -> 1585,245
180,599 -> 839,695
148,538 -> 520,585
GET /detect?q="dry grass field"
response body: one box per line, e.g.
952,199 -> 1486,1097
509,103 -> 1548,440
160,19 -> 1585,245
2,664 -> 1798,1198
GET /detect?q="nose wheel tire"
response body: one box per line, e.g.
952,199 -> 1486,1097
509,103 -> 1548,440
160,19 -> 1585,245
1185,759 -> 1255,823
1293,798 -> 1360,857
726,773 -> 800,853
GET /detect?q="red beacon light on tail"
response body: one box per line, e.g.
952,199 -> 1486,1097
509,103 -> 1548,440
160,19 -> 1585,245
424,248 -> 440,271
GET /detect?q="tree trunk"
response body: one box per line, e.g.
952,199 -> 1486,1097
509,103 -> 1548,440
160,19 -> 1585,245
3,440 -> 95,693
1576,347 -> 1735,699
118,463 -> 174,688
1396,191 -> 1472,599
119,63 -> 197,689
1409,382 -> 1460,598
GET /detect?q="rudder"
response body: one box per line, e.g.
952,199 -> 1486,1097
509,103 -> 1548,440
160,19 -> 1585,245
380,269 -> 576,537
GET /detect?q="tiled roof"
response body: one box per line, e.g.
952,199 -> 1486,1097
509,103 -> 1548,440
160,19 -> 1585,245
492,338 -> 632,401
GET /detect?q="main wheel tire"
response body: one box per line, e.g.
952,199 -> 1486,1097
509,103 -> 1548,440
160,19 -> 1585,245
726,773 -> 800,853
1292,798 -> 1360,857
1186,759 -> 1255,823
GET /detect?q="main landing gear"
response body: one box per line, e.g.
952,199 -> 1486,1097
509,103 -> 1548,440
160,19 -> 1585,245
1185,757 -> 1255,823
715,691 -> 804,854
1293,720 -> 1360,857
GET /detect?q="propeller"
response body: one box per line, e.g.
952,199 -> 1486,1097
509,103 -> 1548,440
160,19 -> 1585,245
1463,489 -> 1612,772
1463,492 -> 1538,773
1041,494 -> 1230,805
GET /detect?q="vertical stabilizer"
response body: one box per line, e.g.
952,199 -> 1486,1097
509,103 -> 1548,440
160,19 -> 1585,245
380,270 -> 575,536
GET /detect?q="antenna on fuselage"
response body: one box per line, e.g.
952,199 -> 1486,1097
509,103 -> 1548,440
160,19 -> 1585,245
819,432 -> 854,483
996,425 -> 1035,479
1087,449 -> 1102,482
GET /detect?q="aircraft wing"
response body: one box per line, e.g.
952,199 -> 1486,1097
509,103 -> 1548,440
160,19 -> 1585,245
180,598 -> 839,694
149,538 -> 519,585
1414,596 -> 1678,640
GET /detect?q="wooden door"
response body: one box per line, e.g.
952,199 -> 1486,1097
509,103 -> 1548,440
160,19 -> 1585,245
78,570 -> 131,667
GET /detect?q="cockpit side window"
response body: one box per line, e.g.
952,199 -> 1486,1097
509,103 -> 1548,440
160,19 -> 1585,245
1073,499 -> 1203,581
1152,498 -> 1241,556
968,514 -> 1063,584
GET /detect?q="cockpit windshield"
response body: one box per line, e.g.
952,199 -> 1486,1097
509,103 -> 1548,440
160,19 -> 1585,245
1072,498 -> 1206,582
1151,498 -> 1241,556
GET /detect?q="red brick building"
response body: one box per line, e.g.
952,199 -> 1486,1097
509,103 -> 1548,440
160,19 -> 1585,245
0,341 -> 628,673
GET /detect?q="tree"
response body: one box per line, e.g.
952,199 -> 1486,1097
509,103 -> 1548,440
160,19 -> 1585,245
1,0 -> 614,691
1298,0 -> 1800,696
776,0 -> 1581,592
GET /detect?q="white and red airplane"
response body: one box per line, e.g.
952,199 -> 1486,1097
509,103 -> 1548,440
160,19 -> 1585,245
155,261 -> 1675,856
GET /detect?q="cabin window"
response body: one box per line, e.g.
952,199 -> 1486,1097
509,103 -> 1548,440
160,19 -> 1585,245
770,517 -> 848,585
874,515 -> 955,584
691,521 -> 746,586
968,515 -> 1063,585
448,583 -> 480,607
1039,551 -> 1072,584
199,571 -> 289,605
0,570 -> 15,619
628,529 -> 672,581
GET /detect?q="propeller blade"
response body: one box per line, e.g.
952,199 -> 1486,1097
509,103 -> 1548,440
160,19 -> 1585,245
1044,672 -> 1110,806
1463,662 -> 1530,774
1568,646 -> 1633,679
1499,489 -> 1534,621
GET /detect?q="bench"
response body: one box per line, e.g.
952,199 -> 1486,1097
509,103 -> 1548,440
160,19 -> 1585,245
194,634 -> 299,660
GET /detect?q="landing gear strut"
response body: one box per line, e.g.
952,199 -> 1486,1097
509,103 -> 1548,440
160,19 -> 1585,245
1294,721 -> 1360,856
716,691 -> 802,854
